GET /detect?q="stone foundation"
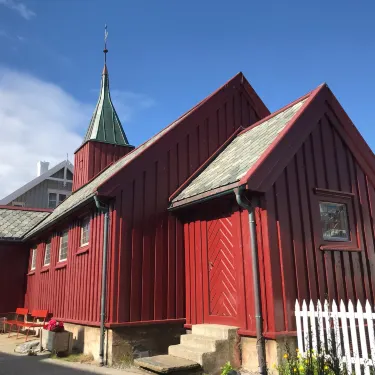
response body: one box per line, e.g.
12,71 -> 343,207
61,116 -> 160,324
62,322 -> 184,366
63,323 -> 113,363
241,336 -> 297,373
111,323 -> 185,367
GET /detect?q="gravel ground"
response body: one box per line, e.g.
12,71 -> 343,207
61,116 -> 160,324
0,334 -> 146,375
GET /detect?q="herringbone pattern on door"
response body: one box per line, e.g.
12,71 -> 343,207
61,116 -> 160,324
207,216 -> 237,317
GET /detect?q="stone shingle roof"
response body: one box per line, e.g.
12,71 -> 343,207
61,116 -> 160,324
171,98 -> 307,205
0,208 -> 50,240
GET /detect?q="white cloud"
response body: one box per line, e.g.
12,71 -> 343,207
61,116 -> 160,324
0,67 -> 91,198
0,0 -> 36,20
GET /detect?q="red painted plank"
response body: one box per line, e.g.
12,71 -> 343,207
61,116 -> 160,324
130,175 -> 144,322
332,127 -> 354,302
167,215 -> 176,319
184,223 -> 191,325
189,222 -> 196,324
275,172 -> 298,331
261,188 -> 285,332
308,128 -> 330,300
347,152 -> 366,302
194,220 -> 204,324
320,118 -> 345,302
286,159 -> 309,301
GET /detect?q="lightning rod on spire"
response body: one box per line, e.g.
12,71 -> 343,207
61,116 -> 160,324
104,24 -> 108,64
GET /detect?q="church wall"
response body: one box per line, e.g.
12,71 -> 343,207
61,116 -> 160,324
100,74 -> 269,325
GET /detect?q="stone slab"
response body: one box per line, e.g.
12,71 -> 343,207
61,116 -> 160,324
134,355 -> 201,374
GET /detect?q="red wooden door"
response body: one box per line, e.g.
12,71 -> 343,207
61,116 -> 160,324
202,210 -> 246,326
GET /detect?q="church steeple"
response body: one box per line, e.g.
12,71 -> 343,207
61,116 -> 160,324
72,26 -> 134,192
83,27 -> 129,146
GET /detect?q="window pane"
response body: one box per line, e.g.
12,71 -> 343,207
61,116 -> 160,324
44,241 -> 51,265
59,230 -> 69,261
320,202 -> 350,241
80,216 -> 90,246
48,193 -> 57,208
59,194 -> 67,203
31,248 -> 37,270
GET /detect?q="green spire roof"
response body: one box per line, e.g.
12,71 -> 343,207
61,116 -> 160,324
84,64 -> 129,145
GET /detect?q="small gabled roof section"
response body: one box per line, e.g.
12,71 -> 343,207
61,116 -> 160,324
170,83 -> 375,209
170,96 -> 308,207
25,72 -> 269,239
0,160 -> 74,206
83,64 -> 130,146
0,206 -> 51,240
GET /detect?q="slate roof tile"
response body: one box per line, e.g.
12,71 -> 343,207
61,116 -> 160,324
0,209 -> 50,240
171,98 -> 307,204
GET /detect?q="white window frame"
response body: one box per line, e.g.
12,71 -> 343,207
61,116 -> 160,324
44,240 -> 51,266
48,189 -> 71,209
58,230 -> 69,262
80,216 -> 91,247
12,201 -> 25,207
30,247 -> 37,270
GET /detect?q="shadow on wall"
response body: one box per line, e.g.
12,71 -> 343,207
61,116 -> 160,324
72,327 -> 85,353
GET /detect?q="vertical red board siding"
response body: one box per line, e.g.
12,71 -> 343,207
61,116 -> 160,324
0,242 -> 29,312
73,142 -> 133,192
24,212 -> 105,325
182,201 -> 249,328
105,79 -> 264,324
263,105 -> 375,334
24,76 -> 268,327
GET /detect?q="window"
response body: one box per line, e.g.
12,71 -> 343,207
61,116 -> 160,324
320,202 -> 350,241
80,216 -> 90,247
314,188 -> 359,251
31,248 -> 37,270
48,190 -> 70,209
59,230 -> 69,262
48,193 -> 57,208
12,201 -> 25,207
44,240 -> 51,266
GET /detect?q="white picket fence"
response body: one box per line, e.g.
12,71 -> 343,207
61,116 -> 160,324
295,299 -> 375,375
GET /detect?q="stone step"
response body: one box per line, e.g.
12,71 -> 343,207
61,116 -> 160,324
134,354 -> 202,374
191,324 -> 239,340
168,344 -> 213,365
180,334 -> 225,351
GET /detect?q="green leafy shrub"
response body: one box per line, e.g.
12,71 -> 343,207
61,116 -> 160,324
221,361 -> 234,375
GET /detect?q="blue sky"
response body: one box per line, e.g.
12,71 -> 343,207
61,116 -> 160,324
0,0 -> 374,195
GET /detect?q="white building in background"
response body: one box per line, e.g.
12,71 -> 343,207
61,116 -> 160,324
0,160 -> 74,209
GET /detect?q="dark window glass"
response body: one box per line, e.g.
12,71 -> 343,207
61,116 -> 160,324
320,201 -> 350,241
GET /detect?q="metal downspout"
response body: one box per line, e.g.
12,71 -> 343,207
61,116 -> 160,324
234,186 -> 267,375
94,195 -> 109,366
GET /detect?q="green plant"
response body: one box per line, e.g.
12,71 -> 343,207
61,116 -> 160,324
221,361 -> 234,375
277,340 -> 348,375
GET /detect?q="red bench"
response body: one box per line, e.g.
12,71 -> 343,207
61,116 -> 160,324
6,309 -> 48,341
17,310 -> 49,342
2,308 -> 28,337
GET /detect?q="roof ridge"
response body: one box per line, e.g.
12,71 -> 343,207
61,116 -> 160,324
0,205 -> 53,213
237,85 -> 320,138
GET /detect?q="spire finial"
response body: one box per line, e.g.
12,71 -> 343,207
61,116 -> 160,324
103,24 -> 108,65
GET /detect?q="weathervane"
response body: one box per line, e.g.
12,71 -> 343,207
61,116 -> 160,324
104,24 -> 108,64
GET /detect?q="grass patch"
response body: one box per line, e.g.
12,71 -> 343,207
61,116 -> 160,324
50,352 -> 94,363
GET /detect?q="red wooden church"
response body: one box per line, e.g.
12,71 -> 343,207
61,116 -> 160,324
1,47 -> 374,373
